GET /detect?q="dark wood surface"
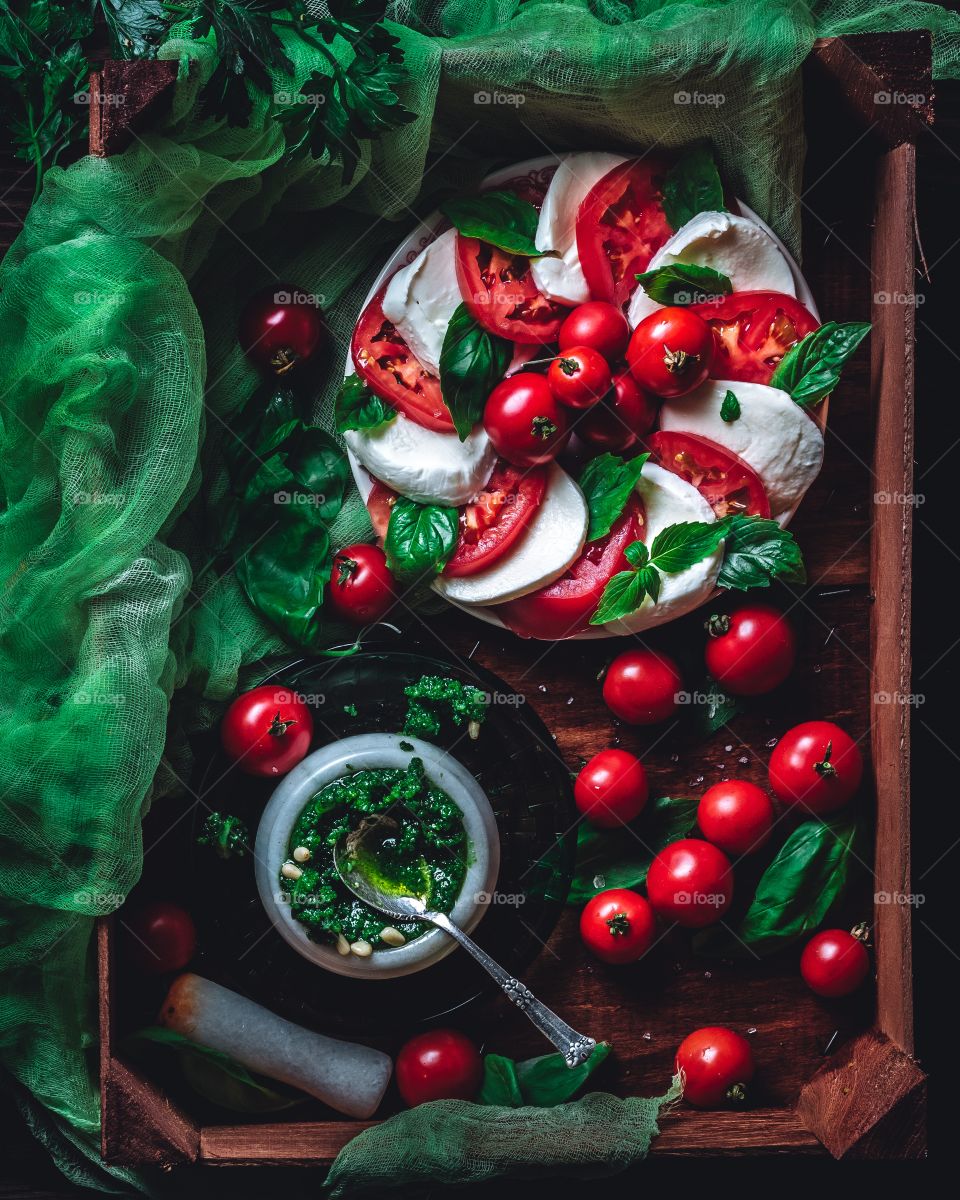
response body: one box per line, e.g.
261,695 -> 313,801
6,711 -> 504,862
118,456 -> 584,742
2,38 -> 951,1195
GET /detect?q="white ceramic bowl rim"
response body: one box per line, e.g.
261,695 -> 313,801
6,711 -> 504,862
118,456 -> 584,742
254,733 -> 500,980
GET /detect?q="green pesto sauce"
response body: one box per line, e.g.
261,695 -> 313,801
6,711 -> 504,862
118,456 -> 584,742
403,675 -> 487,739
279,757 -> 467,947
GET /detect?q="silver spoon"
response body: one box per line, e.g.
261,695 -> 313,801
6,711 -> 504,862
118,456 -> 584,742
334,837 -> 597,1067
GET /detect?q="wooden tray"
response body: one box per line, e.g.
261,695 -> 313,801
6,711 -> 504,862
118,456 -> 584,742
96,32 -> 929,1165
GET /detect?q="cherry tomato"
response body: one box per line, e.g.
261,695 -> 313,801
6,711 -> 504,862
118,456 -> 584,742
602,648 -> 682,725
483,373 -> 568,468
394,1029 -> 483,1107
646,430 -> 770,519
547,346 -> 612,410
575,749 -> 648,828
646,838 -> 734,927
558,302 -> 630,360
627,307 -> 713,398
456,234 -> 567,344
575,158 -> 673,308
697,780 -> 775,856
690,290 -> 820,385
239,285 -> 325,377
497,497 -> 644,639
445,462 -> 547,577
327,543 -> 396,625
352,287 -> 453,432
675,1027 -> 754,1108
580,888 -> 657,964
768,720 -> 863,814
123,901 -> 196,974
800,928 -> 870,997
221,686 -> 314,777
704,604 -> 796,695
576,370 -> 659,453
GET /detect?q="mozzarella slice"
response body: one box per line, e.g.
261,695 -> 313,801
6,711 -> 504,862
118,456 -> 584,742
627,211 -> 798,328
658,378 -> 824,523
434,464 -> 588,606
381,228 -> 460,375
344,416 -> 496,507
529,152 -> 628,305
602,463 -> 722,635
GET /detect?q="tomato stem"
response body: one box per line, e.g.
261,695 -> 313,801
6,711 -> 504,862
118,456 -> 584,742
268,711 -> 298,738
663,345 -> 699,374
726,1082 -> 748,1104
814,740 -> 837,777
705,613 -> 730,638
606,912 -> 631,936
851,921 -> 871,943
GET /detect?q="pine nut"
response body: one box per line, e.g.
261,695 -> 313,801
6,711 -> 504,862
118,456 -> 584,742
350,939 -> 373,957
292,845 -> 311,863
380,926 -> 406,947
336,934 -> 350,956
281,861 -> 302,880
468,719 -> 481,740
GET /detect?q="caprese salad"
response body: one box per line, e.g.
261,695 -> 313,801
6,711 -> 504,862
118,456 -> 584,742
337,147 -> 869,640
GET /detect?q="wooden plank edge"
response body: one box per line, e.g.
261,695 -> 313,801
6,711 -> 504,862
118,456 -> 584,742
869,143 -> 917,1056
96,917 -> 112,1163
88,59 -> 179,157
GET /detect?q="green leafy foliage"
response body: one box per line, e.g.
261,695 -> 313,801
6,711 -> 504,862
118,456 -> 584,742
714,515 -> 806,591
197,811 -> 250,859
478,1042 -> 612,1107
334,373 -> 396,434
769,321 -> 871,407
662,143 -> 725,229
95,1 -> 169,57
384,497 -> 458,581
578,452 -> 649,542
439,303 -> 514,441
441,189 -> 544,257
720,389 -> 741,422
634,262 -> 732,306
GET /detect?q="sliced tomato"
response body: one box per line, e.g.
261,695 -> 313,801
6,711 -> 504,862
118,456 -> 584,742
456,235 -> 568,344
690,291 -> 819,385
445,462 -> 547,578
496,496 -> 645,639
366,478 -> 396,540
351,285 -> 454,432
575,158 -> 673,309
646,430 -> 770,519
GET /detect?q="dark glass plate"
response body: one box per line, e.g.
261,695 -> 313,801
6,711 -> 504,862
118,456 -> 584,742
186,646 -> 576,1035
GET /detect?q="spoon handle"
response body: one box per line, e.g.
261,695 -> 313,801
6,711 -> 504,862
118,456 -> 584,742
427,912 -> 596,1067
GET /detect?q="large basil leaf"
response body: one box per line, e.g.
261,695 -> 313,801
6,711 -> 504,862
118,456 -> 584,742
662,143 -> 725,229
384,496 -> 458,581
223,383 -> 303,489
478,1043 -> 611,1108
769,321 -> 871,407
441,190 -> 544,257
579,452 -> 648,542
567,796 -> 699,905
695,818 -> 861,958
235,499 -> 330,646
478,1054 -> 524,1106
715,515 -> 805,591
634,263 -> 732,306
334,374 -> 396,434
439,303 -> 514,441
243,425 -> 348,525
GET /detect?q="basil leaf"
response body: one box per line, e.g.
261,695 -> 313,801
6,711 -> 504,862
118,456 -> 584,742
590,566 -> 650,625
235,500 -> 330,647
624,540 -> 648,569
579,452 -> 649,542
515,1042 -> 612,1105
441,190 -> 544,257
649,520 -> 725,573
439,304 -> 514,441
224,384 -> 302,489
634,263 -> 732,306
716,515 -> 806,590
478,1054 -> 524,1107
682,674 -> 743,739
567,796 -> 699,905
242,426 -> 348,525
384,497 -> 458,581
662,143 -> 726,229
696,819 -> 861,958
720,389 -> 741,422
334,374 -> 396,434
769,321 -> 870,407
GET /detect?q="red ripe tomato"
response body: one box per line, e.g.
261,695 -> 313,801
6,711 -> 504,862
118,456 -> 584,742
675,1027 -> 754,1108
496,497 -> 644,639
483,373 -> 568,468
123,901 -> 196,974
800,928 -> 870,997
221,686 -> 314,777
365,479 -> 395,541
577,370 -> 659,453
239,285 -> 325,377
646,430 -> 770,519
558,301 -> 630,360
602,648 -> 682,725
697,780 -> 775,856
579,888 -> 657,964
351,287 -> 453,432
646,839 -> 734,927
575,749 -> 648,828
394,1029 -> 483,1106
547,346 -> 612,410
575,158 -> 673,307
327,544 -> 396,625
768,720 -> 863,814
690,291 -> 820,385
456,234 -> 567,344
704,604 -> 796,695
445,462 -> 547,577
627,307 -> 713,399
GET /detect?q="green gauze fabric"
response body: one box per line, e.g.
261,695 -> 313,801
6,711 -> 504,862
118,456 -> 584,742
324,1088 -> 680,1196
0,0 -> 958,1185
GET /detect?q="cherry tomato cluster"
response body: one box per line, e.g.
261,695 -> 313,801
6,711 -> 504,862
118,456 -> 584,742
484,301 -> 659,467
